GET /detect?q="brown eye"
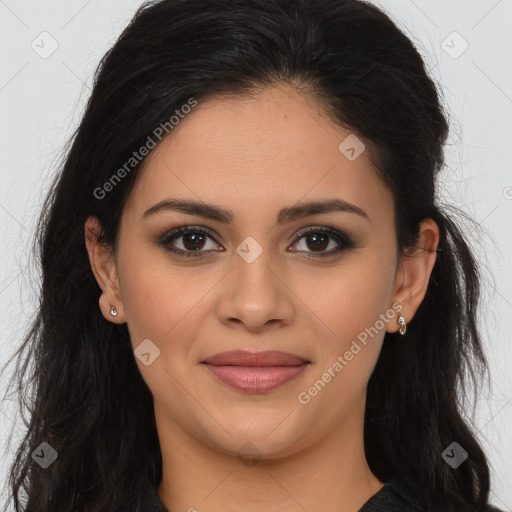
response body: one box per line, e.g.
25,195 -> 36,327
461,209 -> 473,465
159,225 -> 354,259
289,226 -> 355,257
159,226 -> 221,258
303,232 -> 330,252
181,232 -> 207,251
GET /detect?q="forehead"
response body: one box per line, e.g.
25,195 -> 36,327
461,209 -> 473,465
124,85 -> 393,225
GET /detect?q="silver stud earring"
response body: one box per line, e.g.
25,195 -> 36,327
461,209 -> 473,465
397,314 -> 406,335
110,305 -> 118,317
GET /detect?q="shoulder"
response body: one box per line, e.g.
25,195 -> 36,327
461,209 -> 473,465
359,478 -> 424,512
359,478 -> 507,512
114,477 -> 169,512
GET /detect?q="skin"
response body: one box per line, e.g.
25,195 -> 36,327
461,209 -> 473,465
85,84 -> 439,512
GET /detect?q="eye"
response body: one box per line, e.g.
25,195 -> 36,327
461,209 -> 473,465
158,225 -> 355,258
289,226 -> 355,258
159,226 -> 222,258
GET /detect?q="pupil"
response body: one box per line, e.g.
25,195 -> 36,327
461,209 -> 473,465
307,233 -> 328,251
184,233 -> 204,250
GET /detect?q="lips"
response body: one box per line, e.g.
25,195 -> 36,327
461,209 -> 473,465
202,350 -> 309,367
201,350 -> 310,392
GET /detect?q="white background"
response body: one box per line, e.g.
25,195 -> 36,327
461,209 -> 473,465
0,0 -> 511,510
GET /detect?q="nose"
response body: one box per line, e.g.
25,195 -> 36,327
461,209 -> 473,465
216,244 -> 296,333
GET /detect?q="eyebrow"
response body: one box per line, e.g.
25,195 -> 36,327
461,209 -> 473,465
142,198 -> 369,223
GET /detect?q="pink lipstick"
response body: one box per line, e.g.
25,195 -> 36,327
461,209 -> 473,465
202,350 -> 310,392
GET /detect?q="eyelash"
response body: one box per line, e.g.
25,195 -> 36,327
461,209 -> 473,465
158,225 -> 355,259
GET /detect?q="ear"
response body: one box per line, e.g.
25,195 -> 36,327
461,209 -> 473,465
386,218 -> 440,334
84,215 -> 125,324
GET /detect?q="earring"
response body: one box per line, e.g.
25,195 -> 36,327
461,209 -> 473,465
397,314 -> 406,335
110,305 -> 118,317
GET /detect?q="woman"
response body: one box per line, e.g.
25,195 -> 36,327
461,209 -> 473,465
2,0 -> 505,511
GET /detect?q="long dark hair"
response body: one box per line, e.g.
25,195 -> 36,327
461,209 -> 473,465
1,0 -> 501,511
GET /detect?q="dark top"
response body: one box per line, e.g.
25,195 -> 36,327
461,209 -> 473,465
359,478 -> 424,511
116,475 -> 505,512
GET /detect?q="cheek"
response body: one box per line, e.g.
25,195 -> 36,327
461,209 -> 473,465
312,254 -> 395,380
118,253 -> 200,347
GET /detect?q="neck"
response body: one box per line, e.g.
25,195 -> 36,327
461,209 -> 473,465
156,401 -> 384,512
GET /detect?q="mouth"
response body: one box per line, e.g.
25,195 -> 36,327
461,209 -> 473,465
201,350 -> 310,392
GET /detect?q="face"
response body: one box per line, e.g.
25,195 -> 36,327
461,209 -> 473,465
92,85 -> 407,460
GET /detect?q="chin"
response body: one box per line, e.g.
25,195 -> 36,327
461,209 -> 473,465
203,419 -> 308,461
